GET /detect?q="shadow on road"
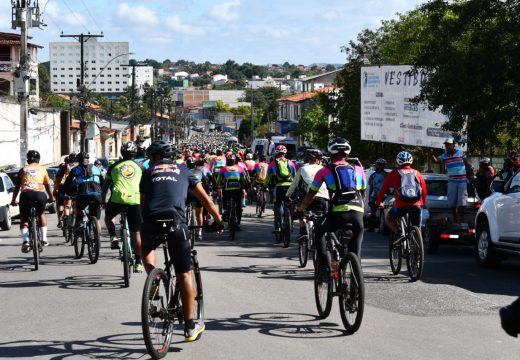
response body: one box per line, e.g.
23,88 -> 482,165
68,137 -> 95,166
0,274 -> 128,290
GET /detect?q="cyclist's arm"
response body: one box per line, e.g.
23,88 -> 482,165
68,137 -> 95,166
375,170 -> 395,206
101,178 -> 112,203
10,178 -> 21,206
297,189 -> 317,213
44,183 -> 54,203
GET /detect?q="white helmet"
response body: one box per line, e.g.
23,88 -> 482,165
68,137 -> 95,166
327,138 -> 351,155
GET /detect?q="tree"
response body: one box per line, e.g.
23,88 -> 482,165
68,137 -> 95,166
297,101 -> 329,148
325,64 -> 336,72
38,63 -> 51,97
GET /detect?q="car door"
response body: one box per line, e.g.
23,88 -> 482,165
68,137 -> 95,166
2,175 -> 20,217
495,171 -> 520,243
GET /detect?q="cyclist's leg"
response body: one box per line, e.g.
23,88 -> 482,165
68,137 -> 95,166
222,191 -> 230,220
341,211 -> 364,258
18,193 -> 31,251
140,220 -> 162,274
104,201 -> 121,247
75,197 -> 87,229
273,186 -> 281,229
34,192 -> 48,245
88,198 -> 102,237
385,205 -> 399,234
235,190 -> 243,225
127,204 -> 143,265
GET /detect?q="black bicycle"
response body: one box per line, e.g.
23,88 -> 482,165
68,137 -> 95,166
227,196 -> 237,241
27,201 -> 43,271
389,207 -> 424,282
119,210 -> 135,288
63,196 -> 76,244
141,222 -> 204,359
299,208 -> 325,268
186,202 -> 197,249
279,199 -> 292,248
314,224 -> 365,333
255,183 -> 267,218
72,202 -> 100,263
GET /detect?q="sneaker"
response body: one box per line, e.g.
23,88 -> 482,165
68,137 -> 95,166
110,236 -> 119,250
184,321 -> 205,342
500,305 -> 520,338
57,221 -> 62,229
42,239 -> 49,246
134,262 -> 144,273
21,242 -> 31,253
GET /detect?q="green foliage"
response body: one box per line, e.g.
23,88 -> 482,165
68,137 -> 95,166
38,63 -> 51,97
297,101 -> 329,148
45,94 -> 69,109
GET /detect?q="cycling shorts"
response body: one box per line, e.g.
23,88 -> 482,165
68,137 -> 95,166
389,205 -> 421,227
104,202 -> 142,232
76,195 -> 101,220
19,192 -> 47,219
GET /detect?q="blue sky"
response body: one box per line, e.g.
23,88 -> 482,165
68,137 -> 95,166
0,0 -> 425,65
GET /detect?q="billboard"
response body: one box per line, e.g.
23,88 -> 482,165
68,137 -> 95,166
361,65 -> 453,149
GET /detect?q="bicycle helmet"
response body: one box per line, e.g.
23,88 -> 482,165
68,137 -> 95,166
68,152 -> 77,163
26,150 -> 40,163
396,151 -> 413,166
76,152 -> 90,163
275,145 -> 287,155
121,141 -> 137,154
327,138 -> 351,155
186,156 -> 197,169
246,153 -> 253,160
226,153 -> 236,166
147,140 -> 172,158
375,158 -> 387,166
305,148 -> 323,160
479,157 -> 491,166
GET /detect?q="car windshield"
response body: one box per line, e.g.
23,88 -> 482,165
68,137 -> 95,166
426,180 -> 447,196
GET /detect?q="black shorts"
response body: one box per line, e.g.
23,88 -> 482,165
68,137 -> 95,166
56,191 -> 67,206
141,221 -> 192,274
390,206 -> 421,227
274,185 -> 290,206
19,192 -> 47,219
105,202 -> 142,232
76,195 -> 101,220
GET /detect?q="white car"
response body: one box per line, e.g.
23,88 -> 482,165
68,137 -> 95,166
0,171 -> 20,230
475,169 -> 520,267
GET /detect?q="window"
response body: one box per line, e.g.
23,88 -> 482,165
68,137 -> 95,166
107,74 -> 112,77
92,67 -> 96,70
68,67 -> 73,70
108,88 -> 112,91
115,74 -> 120,77
100,74 -> 104,77
53,81 -> 58,85
61,82 -> 65,84
53,74 -> 57,78
509,173 -> 520,194
115,81 -> 120,84
100,81 -> 104,84
61,88 -> 65,91
60,75 -> 65,77
107,81 -> 112,84
69,82 -> 73,84
52,67 -> 57,71
69,75 -> 73,77
92,60 -> 96,63
61,68 -> 65,70
107,68 -> 111,70
101,88 -> 105,91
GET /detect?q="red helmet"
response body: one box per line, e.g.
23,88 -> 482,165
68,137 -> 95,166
275,145 -> 287,155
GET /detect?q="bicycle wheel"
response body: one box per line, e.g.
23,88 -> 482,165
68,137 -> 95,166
282,205 -> 291,248
188,206 -> 197,249
74,226 -> 85,259
142,268 -> 173,359
255,189 -> 262,217
87,218 -> 100,264
30,215 -> 40,271
339,252 -> 365,333
191,252 -> 204,321
314,255 -> 333,319
406,226 -> 424,282
229,198 -> 236,241
298,235 -> 309,268
389,233 -> 402,275
66,216 -> 75,245
122,227 -> 131,288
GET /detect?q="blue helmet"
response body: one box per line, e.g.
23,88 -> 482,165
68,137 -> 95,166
396,151 -> 413,166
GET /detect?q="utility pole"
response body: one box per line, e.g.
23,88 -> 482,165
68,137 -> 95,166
60,32 -> 103,153
250,85 -> 254,143
121,61 -> 148,141
11,0 -> 45,166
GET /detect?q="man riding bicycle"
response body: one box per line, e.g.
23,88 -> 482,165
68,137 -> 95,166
139,140 -> 223,342
297,138 -> 367,260
11,150 -> 54,252
102,141 -> 144,272
186,156 -> 213,240
375,151 -> 427,242
265,145 -> 298,234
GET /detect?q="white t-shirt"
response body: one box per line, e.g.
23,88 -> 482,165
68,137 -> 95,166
286,163 -> 329,199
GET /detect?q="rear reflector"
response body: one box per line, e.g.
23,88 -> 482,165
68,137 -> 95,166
468,229 -> 475,234
475,203 -> 481,209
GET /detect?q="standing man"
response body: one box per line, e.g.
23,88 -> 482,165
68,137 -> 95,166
475,158 -> 495,200
432,138 -> 471,223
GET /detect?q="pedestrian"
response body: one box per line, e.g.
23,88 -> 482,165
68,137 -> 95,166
475,158 -> 495,200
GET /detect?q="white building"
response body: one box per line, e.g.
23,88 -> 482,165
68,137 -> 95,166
49,38 -> 130,94
134,65 -> 153,93
212,74 -> 228,85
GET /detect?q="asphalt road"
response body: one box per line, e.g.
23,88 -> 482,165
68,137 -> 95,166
0,205 -> 518,360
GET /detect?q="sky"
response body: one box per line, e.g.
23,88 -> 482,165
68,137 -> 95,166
0,0 -> 425,65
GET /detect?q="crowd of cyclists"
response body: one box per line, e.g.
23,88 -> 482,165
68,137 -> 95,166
9,131 -> 520,341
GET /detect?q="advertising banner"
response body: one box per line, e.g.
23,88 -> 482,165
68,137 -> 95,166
361,65 -> 453,149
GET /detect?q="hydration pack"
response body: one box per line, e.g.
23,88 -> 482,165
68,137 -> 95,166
276,159 -> 292,182
397,169 -> 421,202
328,163 -> 357,204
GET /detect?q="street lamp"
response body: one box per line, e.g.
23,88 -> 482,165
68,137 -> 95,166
87,52 -> 134,90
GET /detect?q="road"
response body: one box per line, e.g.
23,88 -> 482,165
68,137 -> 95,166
0,205 -> 519,360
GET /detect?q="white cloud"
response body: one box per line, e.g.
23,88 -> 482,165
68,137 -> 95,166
208,0 -> 241,22
319,10 -> 340,21
60,12 -> 88,27
303,36 -> 321,46
116,3 -> 159,27
166,16 -> 206,36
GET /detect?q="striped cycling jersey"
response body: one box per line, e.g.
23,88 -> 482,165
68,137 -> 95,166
439,149 -> 467,183
217,165 -> 247,191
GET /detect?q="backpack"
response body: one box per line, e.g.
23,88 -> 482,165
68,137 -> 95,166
276,159 -> 292,182
328,163 -> 358,204
256,164 -> 268,182
397,169 -> 421,202
76,164 -> 102,196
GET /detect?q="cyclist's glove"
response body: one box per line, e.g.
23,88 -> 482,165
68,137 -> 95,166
210,220 -> 225,232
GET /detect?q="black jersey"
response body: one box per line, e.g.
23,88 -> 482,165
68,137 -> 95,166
140,159 -> 199,223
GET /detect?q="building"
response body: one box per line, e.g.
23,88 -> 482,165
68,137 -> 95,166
212,74 -> 228,85
0,31 -> 41,103
300,68 -> 342,92
49,38 -> 130,95
134,65 -> 154,96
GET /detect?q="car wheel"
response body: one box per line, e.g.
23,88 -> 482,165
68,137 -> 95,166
425,225 -> 439,254
475,220 -> 500,268
0,206 -> 12,231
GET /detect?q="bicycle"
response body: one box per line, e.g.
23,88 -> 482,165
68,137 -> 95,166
119,209 -> 135,288
185,202 -> 198,249
255,183 -> 267,218
299,208 -> 325,268
227,196 -> 238,241
276,199 -> 292,248
314,223 -> 365,333
141,222 -> 205,359
63,196 -> 76,244
389,207 -> 424,282
72,202 -> 100,264
26,201 -> 43,271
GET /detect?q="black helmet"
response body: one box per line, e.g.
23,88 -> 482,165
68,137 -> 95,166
186,156 -> 197,169
375,158 -> 387,166
226,153 -> 236,166
27,150 -> 40,163
76,152 -> 90,163
305,148 -> 322,160
147,140 -> 172,158
479,157 -> 491,166
68,152 -> 77,163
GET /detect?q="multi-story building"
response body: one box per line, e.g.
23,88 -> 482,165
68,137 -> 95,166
49,38 -> 130,95
134,65 -> 154,96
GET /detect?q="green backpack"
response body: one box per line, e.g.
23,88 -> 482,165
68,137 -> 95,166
276,159 -> 292,182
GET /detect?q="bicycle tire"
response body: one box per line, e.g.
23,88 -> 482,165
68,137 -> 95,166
282,205 -> 291,248
389,233 -> 402,275
142,267 -> 173,359
406,226 -> 424,282
229,198 -> 236,241
191,252 -> 204,321
30,214 -> 39,271
122,227 -> 131,288
314,255 -> 333,319
339,252 -> 365,333
66,216 -> 74,245
298,235 -> 309,268
255,188 -> 262,217
188,205 -> 197,249
87,217 -> 100,264
74,226 -> 85,259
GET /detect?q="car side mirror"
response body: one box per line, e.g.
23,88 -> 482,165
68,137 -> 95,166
491,179 -> 505,193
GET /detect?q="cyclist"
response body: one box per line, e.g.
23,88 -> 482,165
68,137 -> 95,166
210,149 -> 226,175
140,140 -> 224,342
265,145 -> 298,234
10,150 -> 54,252
253,155 -> 269,212
102,141 -> 144,272
297,138 -> 367,260
63,152 -> 104,240
186,156 -> 212,240
367,158 -> 388,231
54,154 -> 73,228
217,153 -> 248,231
375,151 -> 427,242
134,144 -> 150,170
286,149 -> 328,238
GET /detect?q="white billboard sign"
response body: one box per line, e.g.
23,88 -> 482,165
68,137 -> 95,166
361,65 -> 453,149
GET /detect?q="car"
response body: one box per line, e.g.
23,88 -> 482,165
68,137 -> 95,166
474,169 -> 520,267
0,171 -> 20,230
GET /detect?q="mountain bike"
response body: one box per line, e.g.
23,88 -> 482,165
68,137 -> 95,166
389,206 -> 424,282
299,208 -> 325,268
27,201 -> 43,271
314,223 -> 365,333
255,183 -> 267,218
279,200 -> 292,248
141,222 -> 205,359
119,209 -> 135,288
72,202 -> 100,263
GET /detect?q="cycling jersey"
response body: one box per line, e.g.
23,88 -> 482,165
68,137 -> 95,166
265,157 -> 298,186
17,163 -> 50,193
368,170 -> 387,201
106,159 -> 143,205
375,165 -> 427,208
217,165 -> 247,191
211,156 -> 226,174
286,163 -> 328,200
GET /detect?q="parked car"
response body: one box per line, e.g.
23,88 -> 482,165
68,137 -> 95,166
4,168 -> 56,215
474,169 -> 520,267
0,171 -> 20,230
